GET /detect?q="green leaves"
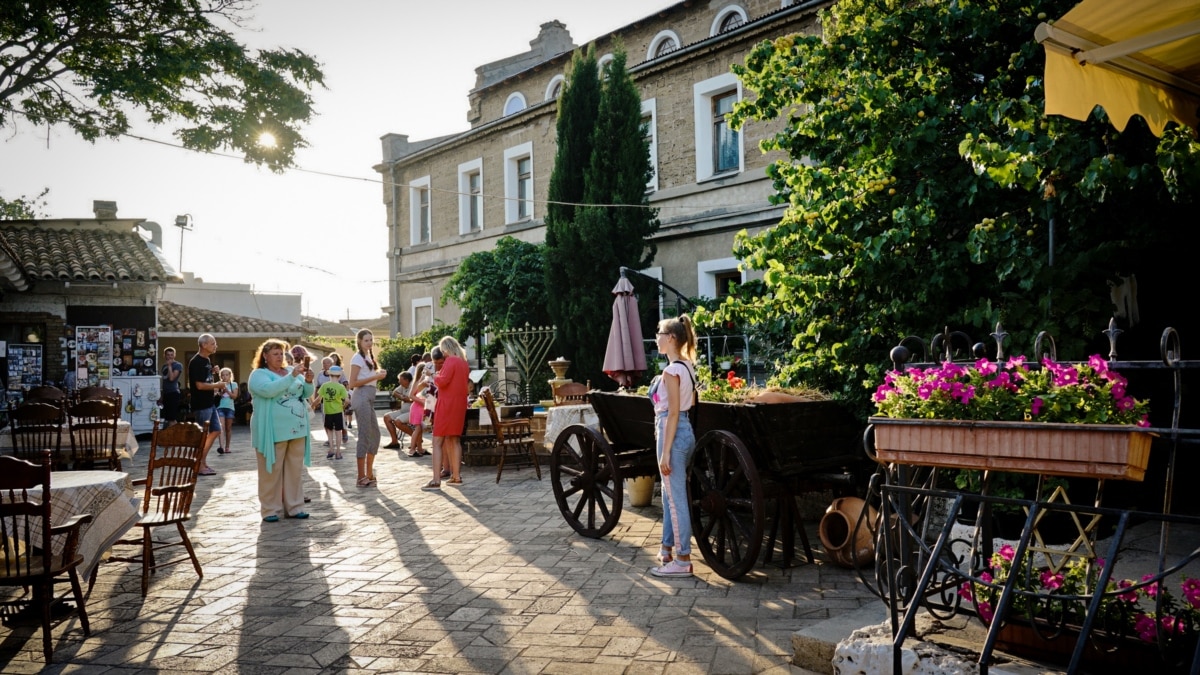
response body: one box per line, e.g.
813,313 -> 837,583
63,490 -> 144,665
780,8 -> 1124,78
1,0 -> 325,171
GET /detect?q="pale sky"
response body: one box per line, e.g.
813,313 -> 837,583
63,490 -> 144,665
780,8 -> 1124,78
0,0 -> 678,321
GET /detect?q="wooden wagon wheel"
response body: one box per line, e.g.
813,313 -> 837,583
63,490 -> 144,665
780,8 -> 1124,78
550,424 -> 623,538
688,430 -> 765,580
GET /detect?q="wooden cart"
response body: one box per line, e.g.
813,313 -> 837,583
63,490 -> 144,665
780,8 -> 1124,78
549,390 -> 864,579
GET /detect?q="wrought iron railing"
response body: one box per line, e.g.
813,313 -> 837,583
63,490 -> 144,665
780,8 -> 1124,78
858,320 -> 1200,674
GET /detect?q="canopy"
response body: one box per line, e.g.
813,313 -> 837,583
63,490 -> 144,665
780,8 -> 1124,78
1036,0 -> 1200,135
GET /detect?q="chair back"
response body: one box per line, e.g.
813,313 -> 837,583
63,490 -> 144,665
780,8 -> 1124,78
141,421 -> 205,522
480,387 -> 502,429
0,451 -> 53,579
76,386 -> 123,408
8,402 -> 64,464
553,382 -> 590,406
66,399 -> 122,471
23,386 -> 67,407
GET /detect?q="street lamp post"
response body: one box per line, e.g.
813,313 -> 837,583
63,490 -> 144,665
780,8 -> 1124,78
174,214 -> 194,272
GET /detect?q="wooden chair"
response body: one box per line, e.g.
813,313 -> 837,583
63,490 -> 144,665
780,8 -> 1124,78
23,385 -> 67,407
552,381 -> 590,406
75,385 -> 122,409
8,402 -> 66,469
108,421 -> 205,596
0,451 -> 93,663
66,399 -> 122,471
481,388 -> 541,483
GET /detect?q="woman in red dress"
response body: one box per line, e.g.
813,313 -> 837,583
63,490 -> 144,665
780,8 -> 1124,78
423,336 -> 469,489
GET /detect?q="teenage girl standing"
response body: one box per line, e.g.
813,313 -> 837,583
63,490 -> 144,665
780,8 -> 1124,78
349,329 -> 387,487
649,314 -> 699,577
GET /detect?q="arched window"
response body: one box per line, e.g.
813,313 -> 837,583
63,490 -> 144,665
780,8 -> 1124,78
545,75 -> 565,101
648,30 -> 681,60
503,92 -> 527,116
711,6 -> 749,36
598,53 -> 614,78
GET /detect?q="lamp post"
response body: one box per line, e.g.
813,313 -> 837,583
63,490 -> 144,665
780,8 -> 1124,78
174,214 -> 193,272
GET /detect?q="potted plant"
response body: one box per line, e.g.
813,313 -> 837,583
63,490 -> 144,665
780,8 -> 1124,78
870,355 -> 1153,481
960,545 -> 1199,668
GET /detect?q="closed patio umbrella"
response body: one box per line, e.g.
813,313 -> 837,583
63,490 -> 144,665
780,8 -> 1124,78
602,276 -> 647,388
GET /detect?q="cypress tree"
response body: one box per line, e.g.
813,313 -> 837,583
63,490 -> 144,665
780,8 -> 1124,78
549,48 -> 659,388
544,48 -> 601,350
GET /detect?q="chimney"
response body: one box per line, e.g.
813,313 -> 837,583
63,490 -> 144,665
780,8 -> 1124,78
93,200 -> 118,219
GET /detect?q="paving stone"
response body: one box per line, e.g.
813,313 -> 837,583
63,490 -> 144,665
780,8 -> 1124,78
1,414 -> 872,672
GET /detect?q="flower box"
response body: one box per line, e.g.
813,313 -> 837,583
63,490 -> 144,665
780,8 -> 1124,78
869,417 -> 1153,481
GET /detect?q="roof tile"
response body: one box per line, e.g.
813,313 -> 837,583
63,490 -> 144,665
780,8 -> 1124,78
0,222 -> 171,282
158,301 -> 314,336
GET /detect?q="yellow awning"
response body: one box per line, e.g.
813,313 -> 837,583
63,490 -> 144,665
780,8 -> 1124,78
1036,0 -> 1200,136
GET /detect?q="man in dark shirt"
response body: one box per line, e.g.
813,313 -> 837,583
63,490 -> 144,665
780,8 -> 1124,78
190,333 -> 226,476
160,347 -> 183,427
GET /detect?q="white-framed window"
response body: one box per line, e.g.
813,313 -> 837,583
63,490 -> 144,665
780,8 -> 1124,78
409,175 -> 431,245
545,75 -> 565,101
598,53 -> 614,78
647,30 -> 681,60
693,73 -> 743,181
503,92 -> 527,116
642,99 -> 658,192
711,6 -> 749,36
411,296 -> 433,335
697,257 -> 744,299
457,158 -> 484,235
503,142 -> 534,224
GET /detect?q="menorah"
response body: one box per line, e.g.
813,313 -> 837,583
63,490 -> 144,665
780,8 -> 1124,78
492,323 -> 556,404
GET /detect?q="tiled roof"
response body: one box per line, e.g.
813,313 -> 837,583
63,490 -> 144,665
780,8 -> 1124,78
0,220 -> 173,283
158,300 -> 314,336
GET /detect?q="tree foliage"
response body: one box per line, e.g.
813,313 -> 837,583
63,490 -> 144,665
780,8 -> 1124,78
441,236 -> 550,357
0,189 -> 49,219
545,48 -> 659,388
713,0 -> 1200,416
0,0 -> 325,171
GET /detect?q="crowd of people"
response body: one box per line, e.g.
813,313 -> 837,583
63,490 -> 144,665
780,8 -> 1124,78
157,330 -> 472,521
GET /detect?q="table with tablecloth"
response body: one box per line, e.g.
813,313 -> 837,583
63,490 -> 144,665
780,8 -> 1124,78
0,419 -> 140,461
28,470 -> 141,580
543,403 -> 601,450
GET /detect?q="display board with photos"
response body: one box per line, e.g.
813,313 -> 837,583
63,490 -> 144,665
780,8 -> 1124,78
4,342 -> 43,408
75,325 -> 114,388
112,326 -> 158,377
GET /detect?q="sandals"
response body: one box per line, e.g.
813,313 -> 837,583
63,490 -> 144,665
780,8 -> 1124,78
356,476 -> 372,488
262,515 -> 279,523
447,478 -> 463,487
198,467 -> 216,476
440,469 -> 451,479
421,480 -> 441,491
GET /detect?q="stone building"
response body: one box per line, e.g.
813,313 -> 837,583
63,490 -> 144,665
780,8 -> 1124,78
376,0 -> 830,338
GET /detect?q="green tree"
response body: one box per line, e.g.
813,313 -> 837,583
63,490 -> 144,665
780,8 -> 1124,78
0,0 -> 324,171
544,48 -> 601,357
714,0 -> 1200,416
545,48 -> 658,388
441,236 -> 550,358
0,189 -> 49,219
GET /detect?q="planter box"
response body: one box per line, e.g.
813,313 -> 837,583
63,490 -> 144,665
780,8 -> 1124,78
869,418 -> 1153,481
996,621 -> 1193,672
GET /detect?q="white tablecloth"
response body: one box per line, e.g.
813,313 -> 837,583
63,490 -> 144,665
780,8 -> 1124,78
29,470 -> 141,580
543,404 -> 601,449
0,420 -> 139,459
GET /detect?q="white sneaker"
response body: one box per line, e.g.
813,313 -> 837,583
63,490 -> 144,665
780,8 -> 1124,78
650,560 -> 693,578
657,548 -> 673,565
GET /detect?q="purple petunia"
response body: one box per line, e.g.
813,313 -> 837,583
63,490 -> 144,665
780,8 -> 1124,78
1030,397 -> 1044,416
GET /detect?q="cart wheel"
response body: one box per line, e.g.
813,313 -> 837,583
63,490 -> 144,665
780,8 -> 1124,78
688,430 -> 765,580
550,424 -> 623,538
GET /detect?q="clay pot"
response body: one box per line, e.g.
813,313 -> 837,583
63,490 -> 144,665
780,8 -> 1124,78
818,497 -> 877,569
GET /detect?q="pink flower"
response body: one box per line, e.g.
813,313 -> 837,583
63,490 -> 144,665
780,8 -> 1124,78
1030,397 -> 1044,416
1111,380 -> 1126,399
1142,574 -> 1160,598
1053,366 -> 1079,387
1135,614 -> 1157,642
1088,354 -> 1109,374
917,382 -> 935,400
1182,578 -> 1200,609
977,600 -> 994,623
975,358 -> 998,376
1040,570 -> 1063,591
998,544 -> 1015,562
873,387 -> 890,403
1116,396 -> 1135,411
1116,579 -> 1138,603
959,582 -> 974,602
1006,355 -> 1026,370
1138,414 -> 1151,428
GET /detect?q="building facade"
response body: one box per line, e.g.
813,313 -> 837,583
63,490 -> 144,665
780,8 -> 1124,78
376,0 -> 828,337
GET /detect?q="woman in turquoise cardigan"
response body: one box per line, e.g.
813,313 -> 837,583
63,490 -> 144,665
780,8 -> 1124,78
249,338 -> 315,521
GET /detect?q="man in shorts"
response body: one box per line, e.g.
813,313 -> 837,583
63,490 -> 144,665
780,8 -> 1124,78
189,333 -> 225,476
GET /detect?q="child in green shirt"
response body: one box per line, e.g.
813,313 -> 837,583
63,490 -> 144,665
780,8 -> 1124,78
318,365 -> 350,459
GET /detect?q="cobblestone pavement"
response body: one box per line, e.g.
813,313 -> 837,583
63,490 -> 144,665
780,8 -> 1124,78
1,413 -> 877,673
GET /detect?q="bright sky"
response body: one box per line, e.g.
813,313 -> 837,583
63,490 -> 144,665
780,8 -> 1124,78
0,0 -> 677,322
